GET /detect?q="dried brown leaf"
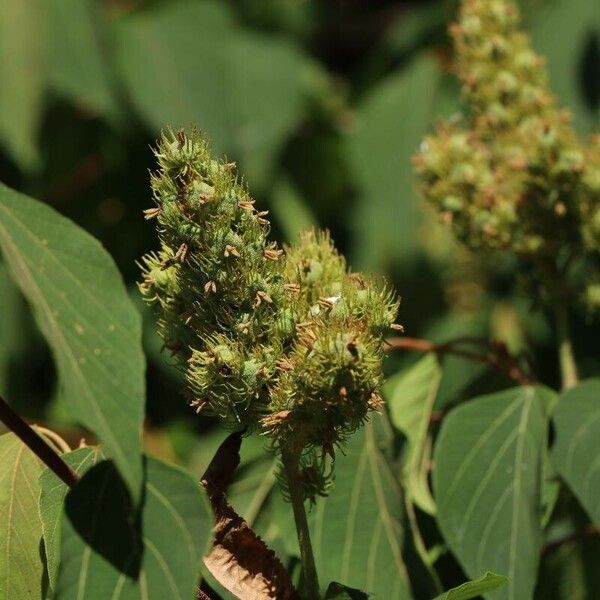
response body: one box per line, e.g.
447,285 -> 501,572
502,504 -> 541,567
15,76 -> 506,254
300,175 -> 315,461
201,431 -> 298,600
201,429 -> 245,496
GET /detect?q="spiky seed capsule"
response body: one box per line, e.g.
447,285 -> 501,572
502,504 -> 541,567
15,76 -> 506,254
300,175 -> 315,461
140,128 -> 399,499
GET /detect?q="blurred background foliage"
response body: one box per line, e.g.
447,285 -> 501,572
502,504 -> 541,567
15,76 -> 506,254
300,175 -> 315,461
0,0 -> 598,596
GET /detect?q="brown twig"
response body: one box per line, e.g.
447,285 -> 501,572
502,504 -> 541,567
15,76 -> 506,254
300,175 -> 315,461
386,336 -> 536,386
541,523 -> 598,556
0,394 -> 79,488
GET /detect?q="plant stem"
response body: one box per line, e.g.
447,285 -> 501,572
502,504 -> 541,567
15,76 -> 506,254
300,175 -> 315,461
553,302 -> 578,390
386,336 -> 536,385
280,445 -> 320,600
0,394 -> 79,487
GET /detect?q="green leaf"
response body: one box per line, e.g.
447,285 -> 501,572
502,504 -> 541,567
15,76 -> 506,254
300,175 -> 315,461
0,432 -> 44,600
39,446 -> 104,590
385,354 -> 442,515
0,0 -> 47,170
312,415 -> 412,599
325,581 -> 370,600
348,54 -> 440,269
0,183 -> 145,499
433,387 -> 548,600
112,0 -> 312,190
551,379 -> 600,528
434,572 -> 508,600
53,456 -> 212,599
46,0 -> 119,121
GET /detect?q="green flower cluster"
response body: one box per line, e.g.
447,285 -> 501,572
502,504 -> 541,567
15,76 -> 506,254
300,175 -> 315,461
140,130 -> 399,489
414,0 -> 600,309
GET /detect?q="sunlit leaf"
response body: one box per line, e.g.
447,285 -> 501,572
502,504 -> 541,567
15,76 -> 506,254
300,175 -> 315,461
551,380 -> 600,528
385,354 -> 442,515
0,433 -> 44,600
0,183 -> 145,499
433,387 -> 548,600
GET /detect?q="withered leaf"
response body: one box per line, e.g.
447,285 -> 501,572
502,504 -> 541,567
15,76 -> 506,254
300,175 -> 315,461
201,428 -> 245,497
201,431 -> 298,600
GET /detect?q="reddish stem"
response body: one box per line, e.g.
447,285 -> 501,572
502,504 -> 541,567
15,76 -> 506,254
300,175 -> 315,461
386,336 -> 536,386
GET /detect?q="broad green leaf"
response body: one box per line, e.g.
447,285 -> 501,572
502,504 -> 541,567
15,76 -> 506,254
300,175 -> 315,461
0,183 -> 144,499
0,0 -> 47,170
348,54 -> 440,269
433,387 -> 547,600
0,433 -> 44,600
312,415 -> 412,599
325,581 -> 369,599
54,456 -> 212,599
551,379 -> 600,528
39,446 -> 104,590
385,354 -> 442,515
47,0 -> 119,121
530,0 -> 599,135
434,572 -> 507,600
113,0 -> 312,190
